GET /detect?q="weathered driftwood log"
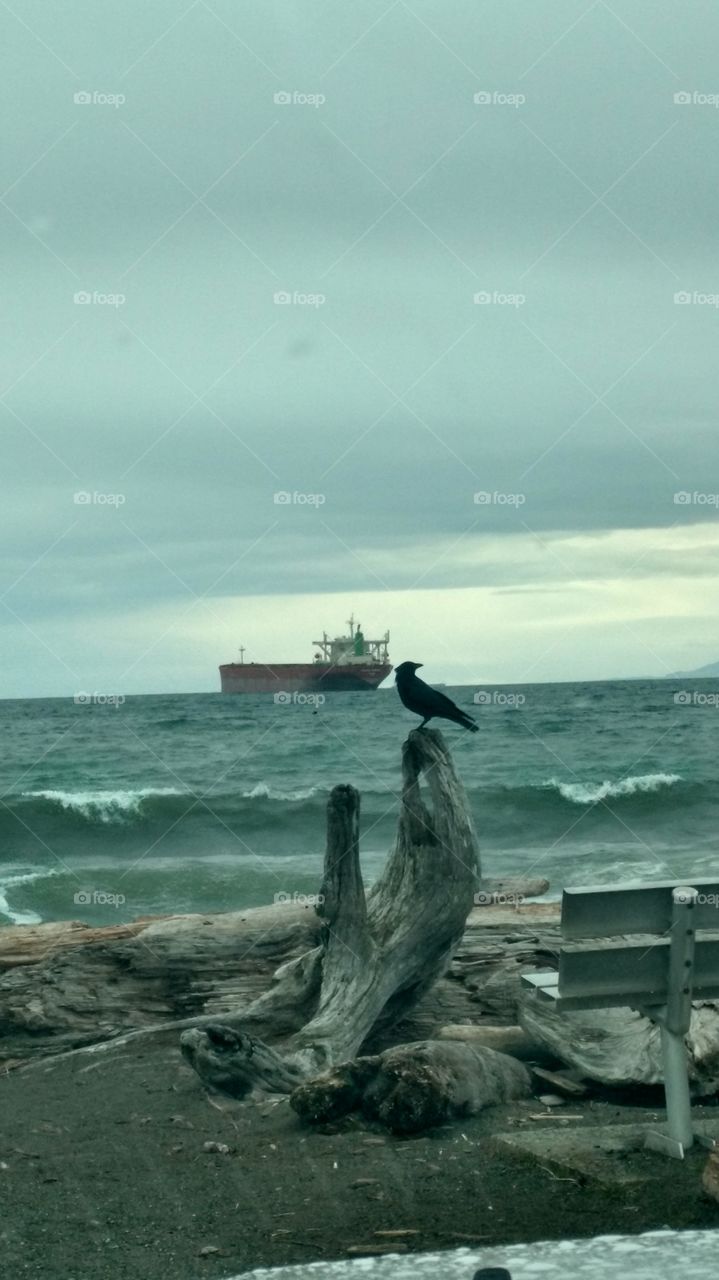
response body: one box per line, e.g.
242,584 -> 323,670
181,729 -> 482,1096
0,899 -> 560,1066
520,995 -> 719,1094
438,1023 -> 539,1060
290,1040 -> 531,1133
474,876 -> 550,904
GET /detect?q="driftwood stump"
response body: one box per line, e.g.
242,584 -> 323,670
181,729 -> 508,1114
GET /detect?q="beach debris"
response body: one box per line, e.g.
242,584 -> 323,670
374,1229 -> 419,1237
197,1244 -> 223,1256
701,1150 -> 719,1202
169,1114 -> 193,1128
529,1113 -> 582,1121
350,1177 -> 379,1188
532,1066 -> 588,1097
202,1140 -> 230,1154
347,1244 -> 409,1255
537,1093 -> 565,1107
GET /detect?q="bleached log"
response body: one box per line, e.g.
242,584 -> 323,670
520,996 -> 719,1093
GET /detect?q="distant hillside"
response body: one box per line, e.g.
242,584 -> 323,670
669,660 -> 719,678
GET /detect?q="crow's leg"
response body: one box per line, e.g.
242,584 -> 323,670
418,717 -> 432,729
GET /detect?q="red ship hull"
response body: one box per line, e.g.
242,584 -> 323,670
220,662 -> 392,694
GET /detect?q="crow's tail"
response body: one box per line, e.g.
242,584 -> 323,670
453,709 -> 478,732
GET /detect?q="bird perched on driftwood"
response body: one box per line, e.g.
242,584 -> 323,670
395,661 -> 478,732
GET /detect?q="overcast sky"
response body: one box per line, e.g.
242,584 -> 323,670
2,1 -> 718,695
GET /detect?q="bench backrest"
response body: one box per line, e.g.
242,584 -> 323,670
556,877 -> 719,1008
561,877 -> 719,939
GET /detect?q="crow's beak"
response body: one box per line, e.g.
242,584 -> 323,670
414,663 -> 423,669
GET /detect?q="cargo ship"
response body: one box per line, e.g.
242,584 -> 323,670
220,616 -> 392,694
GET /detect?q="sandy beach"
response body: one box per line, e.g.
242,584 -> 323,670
2,1037 -> 719,1280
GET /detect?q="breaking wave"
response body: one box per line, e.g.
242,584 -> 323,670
545,773 -> 682,805
21,787 -> 189,824
240,782 -> 321,801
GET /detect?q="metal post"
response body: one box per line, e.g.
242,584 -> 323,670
665,886 -> 698,1037
660,1023 -> 694,1150
645,886 -> 697,1158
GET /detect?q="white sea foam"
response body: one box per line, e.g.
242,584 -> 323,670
22,787 -> 188,823
241,782 -> 321,801
548,772 -> 681,805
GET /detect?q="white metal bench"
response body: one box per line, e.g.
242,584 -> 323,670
521,877 -> 719,1157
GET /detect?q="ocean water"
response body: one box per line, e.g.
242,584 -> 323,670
0,680 -> 717,926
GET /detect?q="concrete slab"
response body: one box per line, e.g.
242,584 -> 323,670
488,1119 -> 719,1185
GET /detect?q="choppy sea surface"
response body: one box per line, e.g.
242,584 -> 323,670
0,680 -> 717,925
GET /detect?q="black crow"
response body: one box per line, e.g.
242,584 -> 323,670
473,1271 -> 512,1280
395,661 -> 478,732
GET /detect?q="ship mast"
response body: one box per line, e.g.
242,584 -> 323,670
239,646 -> 245,663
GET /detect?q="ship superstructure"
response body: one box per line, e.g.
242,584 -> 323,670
220,616 -> 392,693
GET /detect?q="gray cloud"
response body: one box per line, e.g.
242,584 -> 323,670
2,1 -> 719,692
